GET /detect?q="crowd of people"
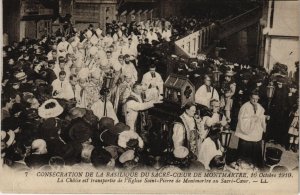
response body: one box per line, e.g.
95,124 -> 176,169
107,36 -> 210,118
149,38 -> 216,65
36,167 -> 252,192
1,16 -> 299,172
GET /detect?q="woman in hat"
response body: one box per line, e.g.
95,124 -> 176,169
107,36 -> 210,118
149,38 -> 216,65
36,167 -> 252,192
37,99 -> 66,154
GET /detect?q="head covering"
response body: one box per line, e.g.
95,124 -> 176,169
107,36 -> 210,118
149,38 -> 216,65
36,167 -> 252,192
71,41 -> 78,48
78,68 -> 90,79
91,147 -> 112,167
90,68 -> 101,79
78,42 -> 84,49
11,103 -> 24,115
82,110 -> 98,127
289,81 -> 298,89
2,117 -> 20,131
265,147 -> 282,166
110,122 -> 130,135
275,76 -> 286,84
14,72 -> 27,81
98,117 -> 114,131
60,142 -> 82,164
68,107 -> 87,120
96,28 -> 102,37
99,122 -> 129,146
90,35 -> 99,45
225,70 -> 235,77
119,150 -> 135,163
49,156 -> 65,168
104,146 -> 121,160
240,70 -> 252,80
69,119 -> 93,143
89,46 -> 98,56
173,146 -> 189,159
31,139 -> 47,154
38,99 -> 64,119
81,144 -> 95,163
1,130 -> 15,147
99,129 -> 118,146
40,118 -> 62,139
209,155 -> 225,170
86,30 -> 93,39
118,131 -> 144,149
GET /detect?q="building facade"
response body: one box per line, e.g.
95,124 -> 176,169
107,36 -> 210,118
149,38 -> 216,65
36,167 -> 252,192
259,0 -> 299,74
3,0 -> 57,43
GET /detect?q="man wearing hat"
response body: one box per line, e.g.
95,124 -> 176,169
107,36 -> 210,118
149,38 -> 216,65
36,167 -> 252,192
91,147 -> 115,169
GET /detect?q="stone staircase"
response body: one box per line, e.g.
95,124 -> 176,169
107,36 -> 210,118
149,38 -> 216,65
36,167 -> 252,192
175,6 -> 262,58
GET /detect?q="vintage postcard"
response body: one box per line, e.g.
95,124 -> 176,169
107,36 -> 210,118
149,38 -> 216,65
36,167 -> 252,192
0,0 -> 299,194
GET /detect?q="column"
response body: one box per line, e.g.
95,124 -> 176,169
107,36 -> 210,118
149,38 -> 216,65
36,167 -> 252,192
198,31 -> 202,52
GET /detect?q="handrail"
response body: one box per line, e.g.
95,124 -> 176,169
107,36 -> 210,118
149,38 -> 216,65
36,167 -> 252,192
218,6 -> 261,39
174,6 -> 262,58
220,6 -> 261,26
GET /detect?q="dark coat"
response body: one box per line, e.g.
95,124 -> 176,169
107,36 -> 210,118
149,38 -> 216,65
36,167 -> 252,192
24,154 -> 51,168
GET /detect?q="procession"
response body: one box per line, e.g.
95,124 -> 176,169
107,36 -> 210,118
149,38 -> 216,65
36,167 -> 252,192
1,0 -> 299,174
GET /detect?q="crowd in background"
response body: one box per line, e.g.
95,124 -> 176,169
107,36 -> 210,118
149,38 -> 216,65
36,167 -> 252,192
1,16 -> 299,172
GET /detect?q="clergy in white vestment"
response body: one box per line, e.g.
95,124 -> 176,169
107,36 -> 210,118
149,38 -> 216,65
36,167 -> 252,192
51,71 -> 74,100
195,75 -> 219,108
172,102 -> 203,159
91,89 -> 119,124
235,90 -> 267,168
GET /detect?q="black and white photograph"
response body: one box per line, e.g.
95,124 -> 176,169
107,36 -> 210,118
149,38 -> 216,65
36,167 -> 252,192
0,0 -> 299,194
